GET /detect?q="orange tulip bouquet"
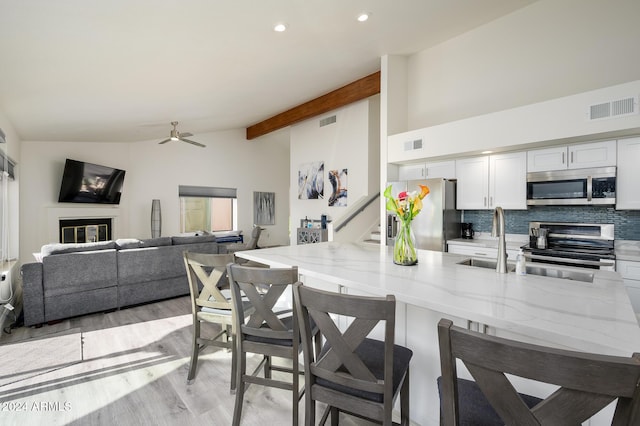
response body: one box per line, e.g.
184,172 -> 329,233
383,184 -> 430,265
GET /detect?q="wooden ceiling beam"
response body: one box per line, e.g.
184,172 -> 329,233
246,71 -> 381,140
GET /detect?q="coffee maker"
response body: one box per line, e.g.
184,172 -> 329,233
461,223 -> 474,239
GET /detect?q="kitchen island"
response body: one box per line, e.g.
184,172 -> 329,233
236,242 -> 640,425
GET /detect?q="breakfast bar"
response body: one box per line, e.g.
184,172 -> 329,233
237,241 -> 640,426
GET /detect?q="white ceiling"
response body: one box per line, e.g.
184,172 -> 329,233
0,0 -> 537,143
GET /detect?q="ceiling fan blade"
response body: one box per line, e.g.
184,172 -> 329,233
179,132 -> 193,137
158,138 -> 171,144
180,137 -> 206,148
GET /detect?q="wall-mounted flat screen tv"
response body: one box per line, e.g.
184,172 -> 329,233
58,159 -> 126,204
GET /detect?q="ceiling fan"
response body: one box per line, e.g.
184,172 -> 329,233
158,121 -> 205,148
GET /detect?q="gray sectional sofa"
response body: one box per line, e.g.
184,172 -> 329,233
21,235 -> 219,326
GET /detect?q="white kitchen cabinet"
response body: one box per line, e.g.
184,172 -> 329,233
527,140 -> 616,172
616,137 -> 640,210
569,140 -> 617,169
398,160 -> 456,181
398,163 -> 426,180
425,160 -> 456,179
447,243 -> 520,261
617,259 -> 640,314
456,152 -> 526,210
447,243 -> 495,258
489,152 -> 527,209
527,146 -> 567,172
455,156 -> 489,209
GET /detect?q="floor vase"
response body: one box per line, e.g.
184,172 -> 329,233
151,199 -> 161,238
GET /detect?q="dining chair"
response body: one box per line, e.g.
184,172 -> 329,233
437,318 -> 640,426
223,225 -> 262,254
227,263 -> 319,426
183,251 -> 251,391
293,283 -> 412,426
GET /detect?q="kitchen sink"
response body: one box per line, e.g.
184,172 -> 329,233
458,257 -> 516,272
524,265 -> 594,283
456,258 -> 515,272
456,258 -> 594,283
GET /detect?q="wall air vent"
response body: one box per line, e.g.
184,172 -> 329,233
588,95 -> 638,121
403,138 -> 423,151
319,115 -> 337,127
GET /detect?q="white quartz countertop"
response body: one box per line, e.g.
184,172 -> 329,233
237,242 -> 640,357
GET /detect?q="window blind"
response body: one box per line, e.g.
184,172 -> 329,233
0,149 -> 15,180
178,185 -> 237,198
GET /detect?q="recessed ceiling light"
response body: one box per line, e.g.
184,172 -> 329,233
357,12 -> 370,22
274,23 -> 287,32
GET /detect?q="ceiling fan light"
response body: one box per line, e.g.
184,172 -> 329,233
170,136 -> 179,141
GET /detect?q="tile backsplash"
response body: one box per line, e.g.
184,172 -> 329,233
462,206 -> 640,240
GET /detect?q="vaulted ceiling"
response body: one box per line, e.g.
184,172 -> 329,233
0,0 -> 537,143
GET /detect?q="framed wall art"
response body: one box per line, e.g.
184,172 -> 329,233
298,161 -> 324,200
253,191 -> 275,225
328,168 -> 347,207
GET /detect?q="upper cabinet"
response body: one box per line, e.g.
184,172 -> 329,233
425,160 -> 456,180
398,160 -> 456,181
617,137 -> 640,210
456,152 -> 527,210
527,140 -> 617,172
456,156 -> 489,209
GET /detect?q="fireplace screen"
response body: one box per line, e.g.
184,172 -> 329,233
59,218 -> 112,243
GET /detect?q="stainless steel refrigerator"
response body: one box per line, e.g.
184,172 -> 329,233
385,178 -> 460,252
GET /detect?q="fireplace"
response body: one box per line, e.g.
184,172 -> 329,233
59,218 -> 112,243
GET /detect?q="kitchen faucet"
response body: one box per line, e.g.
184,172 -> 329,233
491,206 -> 508,273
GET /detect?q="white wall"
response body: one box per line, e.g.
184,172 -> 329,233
290,98 -> 380,245
19,128 -> 290,263
406,0 -> 640,131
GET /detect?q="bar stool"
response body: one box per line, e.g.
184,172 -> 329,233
293,283 -> 412,425
437,318 -> 640,425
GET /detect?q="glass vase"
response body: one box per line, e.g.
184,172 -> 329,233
393,219 -> 418,266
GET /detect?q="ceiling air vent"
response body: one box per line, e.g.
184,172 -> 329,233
403,139 -> 423,151
588,95 -> 638,121
319,115 -> 337,127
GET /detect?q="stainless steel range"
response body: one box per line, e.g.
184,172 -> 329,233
523,221 -> 615,271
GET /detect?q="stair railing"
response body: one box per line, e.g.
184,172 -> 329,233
333,193 -> 380,233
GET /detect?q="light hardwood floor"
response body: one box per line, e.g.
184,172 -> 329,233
0,296 -> 378,425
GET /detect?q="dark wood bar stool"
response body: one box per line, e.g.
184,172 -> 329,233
293,284 -> 412,425
183,252 -> 252,390
437,318 -> 640,425
227,263 -> 319,426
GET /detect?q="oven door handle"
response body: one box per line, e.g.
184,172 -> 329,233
526,253 -> 615,268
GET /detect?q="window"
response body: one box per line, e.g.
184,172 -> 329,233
0,148 -> 15,263
179,185 -> 237,233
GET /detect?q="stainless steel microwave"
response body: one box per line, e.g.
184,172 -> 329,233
526,166 -> 616,206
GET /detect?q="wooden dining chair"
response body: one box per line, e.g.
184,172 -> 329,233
437,318 -> 640,426
293,283 -> 412,426
227,263 -> 319,426
183,251 -> 251,391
